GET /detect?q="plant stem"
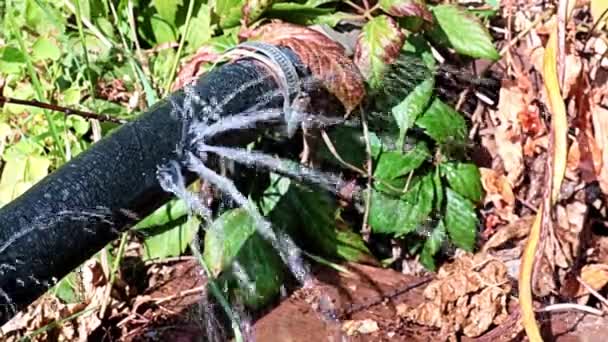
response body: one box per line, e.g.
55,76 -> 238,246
10,10 -> 66,162
74,0 -> 97,100
163,0 -> 196,95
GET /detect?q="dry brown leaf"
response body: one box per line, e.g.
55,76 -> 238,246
576,264 -> 608,302
490,83 -> 527,187
562,52 -> 582,98
249,21 -> 366,114
483,216 -> 535,252
400,253 -> 511,338
0,260 -> 111,341
172,45 -> 220,91
591,102 -> 608,194
341,319 -> 379,335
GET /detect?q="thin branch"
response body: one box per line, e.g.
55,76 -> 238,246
0,96 -> 127,124
577,276 -> 608,310
538,303 -> 604,316
320,129 -> 366,175
361,108 -> 373,242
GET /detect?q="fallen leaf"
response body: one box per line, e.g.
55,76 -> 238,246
591,102 -> 608,194
342,319 -> 379,335
402,253 -> 511,338
576,264 -> 608,302
490,83 -> 527,187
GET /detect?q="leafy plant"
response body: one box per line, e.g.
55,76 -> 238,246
0,0 -> 495,315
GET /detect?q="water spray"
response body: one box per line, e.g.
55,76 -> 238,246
0,44 -> 339,325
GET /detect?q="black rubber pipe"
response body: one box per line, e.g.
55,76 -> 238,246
0,51 -> 306,325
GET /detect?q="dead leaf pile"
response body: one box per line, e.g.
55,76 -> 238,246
397,253 -> 511,340
0,260 -> 121,341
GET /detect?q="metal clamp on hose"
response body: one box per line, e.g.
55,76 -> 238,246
222,41 -> 304,137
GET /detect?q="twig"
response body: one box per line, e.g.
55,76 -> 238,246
62,0 -> 113,49
143,255 -> 197,266
320,129 -> 366,175
498,11 -> 552,56
360,108 -> 373,242
0,96 -> 126,124
538,303 -> 604,316
99,232 -> 129,318
577,276 -> 608,310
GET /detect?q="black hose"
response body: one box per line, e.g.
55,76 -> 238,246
0,50 -> 308,325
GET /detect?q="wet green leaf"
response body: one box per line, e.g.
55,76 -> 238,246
204,209 -> 258,276
444,188 -> 477,251
419,220 -> 446,271
269,182 -> 375,264
415,98 -> 467,144
373,141 -> 430,180
391,77 -> 434,142
204,208 -> 284,310
142,213 -> 198,261
429,5 -> 499,60
354,15 -> 405,89
369,173 -> 434,235
440,162 -> 483,202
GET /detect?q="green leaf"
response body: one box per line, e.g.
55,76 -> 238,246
391,77 -> 434,142
415,98 -> 467,144
138,199 -> 195,260
204,209 -> 284,310
0,46 -> 26,74
0,154 -> 50,207
214,0 -> 244,28
243,0 -> 276,25
31,38 -> 61,61
317,126 -> 366,169
136,199 -> 188,230
52,272 -> 80,303
440,162 -> 483,202
150,14 -> 177,44
152,0 -> 183,24
267,2 -> 335,25
268,182 -> 375,264
204,209 -> 258,276
185,4 -> 213,49
379,0 -> 431,19
419,220 -> 446,271
444,188 -> 477,251
369,173 -> 434,235
373,141 -> 430,180
142,215 -> 198,261
429,5 -> 499,60
67,115 -> 90,137
354,15 -> 405,89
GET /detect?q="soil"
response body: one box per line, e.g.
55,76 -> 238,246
115,260 -> 608,341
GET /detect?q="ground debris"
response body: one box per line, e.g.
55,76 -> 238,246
398,253 -> 511,340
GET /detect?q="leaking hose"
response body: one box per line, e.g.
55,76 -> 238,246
0,47 -> 310,325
